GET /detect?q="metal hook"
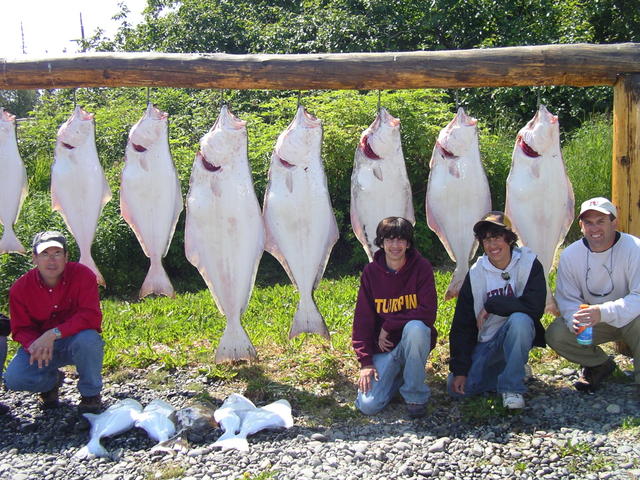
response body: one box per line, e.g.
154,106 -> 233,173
377,90 -> 382,113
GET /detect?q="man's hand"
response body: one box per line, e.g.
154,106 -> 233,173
27,330 -> 57,368
451,375 -> 467,395
476,308 -> 489,330
572,305 -> 602,332
358,366 -> 378,394
378,328 -> 394,352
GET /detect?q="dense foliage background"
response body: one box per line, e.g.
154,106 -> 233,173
0,0 -> 629,303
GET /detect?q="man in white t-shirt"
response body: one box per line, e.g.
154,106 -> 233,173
547,197 -> 640,395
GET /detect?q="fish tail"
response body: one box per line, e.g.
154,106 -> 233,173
289,297 -> 329,339
79,252 -> 106,287
0,227 -> 25,254
140,258 -> 175,298
74,439 -> 108,459
215,323 -> 257,363
213,435 -> 249,452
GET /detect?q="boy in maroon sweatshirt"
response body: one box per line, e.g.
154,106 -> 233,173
352,217 -> 437,418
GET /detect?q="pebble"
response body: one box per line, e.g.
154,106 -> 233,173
606,404 -> 621,414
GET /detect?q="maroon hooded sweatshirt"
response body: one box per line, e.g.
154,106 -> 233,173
352,247 -> 438,368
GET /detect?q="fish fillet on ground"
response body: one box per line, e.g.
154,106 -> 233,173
505,104 -> 574,315
51,105 -> 112,285
350,107 -> 415,261
0,108 -> 28,254
426,107 -> 491,300
263,106 -> 339,339
120,104 -> 183,298
185,105 -> 264,362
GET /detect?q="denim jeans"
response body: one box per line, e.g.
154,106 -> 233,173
4,329 -> 104,397
356,320 -> 431,415
0,336 -> 7,377
448,312 -> 535,397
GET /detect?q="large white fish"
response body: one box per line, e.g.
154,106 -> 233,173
74,398 -> 143,459
51,105 -> 112,285
120,104 -> 183,298
0,108 -> 28,254
185,105 -> 264,363
134,399 -> 176,444
350,107 -> 415,261
505,105 -> 574,315
213,393 -> 293,452
426,107 -> 491,299
263,106 -> 339,339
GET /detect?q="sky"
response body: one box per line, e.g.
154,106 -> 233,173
0,0 -> 147,58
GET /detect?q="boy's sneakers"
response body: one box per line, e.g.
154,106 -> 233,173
502,392 -> 525,409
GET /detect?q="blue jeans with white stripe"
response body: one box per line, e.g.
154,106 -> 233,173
356,320 -> 431,415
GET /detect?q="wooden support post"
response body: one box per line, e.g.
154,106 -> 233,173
612,74 -> 640,236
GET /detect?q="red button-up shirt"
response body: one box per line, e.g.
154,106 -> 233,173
9,262 -> 102,349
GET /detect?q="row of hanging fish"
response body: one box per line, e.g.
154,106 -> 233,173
73,393 -> 292,459
0,102 -> 574,361
425,104 -> 573,315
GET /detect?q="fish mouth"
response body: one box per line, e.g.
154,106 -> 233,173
359,135 -> 381,160
518,136 -> 540,157
436,141 -> 456,158
61,142 -> 75,150
278,156 -> 295,168
199,152 -> 222,172
132,143 -> 147,153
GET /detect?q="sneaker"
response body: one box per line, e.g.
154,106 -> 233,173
78,394 -> 103,414
502,392 -> 525,409
406,402 -> 427,418
39,370 -> 65,410
574,357 -> 616,393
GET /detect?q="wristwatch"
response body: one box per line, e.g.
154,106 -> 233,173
52,327 -> 62,339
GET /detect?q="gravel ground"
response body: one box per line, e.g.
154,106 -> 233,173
0,357 -> 638,480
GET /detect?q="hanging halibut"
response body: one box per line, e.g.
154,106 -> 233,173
185,105 -> 264,362
0,108 -> 28,254
350,107 -> 415,261
120,104 -> 183,298
51,106 -> 112,285
263,106 -> 339,339
426,107 -> 491,300
505,104 -> 574,315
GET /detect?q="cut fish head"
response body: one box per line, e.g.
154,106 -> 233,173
198,105 -> 248,173
517,104 -> 559,158
436,107 -> 478,158
127,103 -> 169,154
273,105 -> 321,170
56,105 -> 95,149
358,107 -> 401,161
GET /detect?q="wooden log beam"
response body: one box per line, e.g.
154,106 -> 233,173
1,43 -> 640,91
612,74 -> 640,237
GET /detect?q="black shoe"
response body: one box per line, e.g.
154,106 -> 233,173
78,394 -> 103,414
0,403 -> 9,415
39,371 -> 65,410
574,357 -> 615,393
406,402 -> 427,418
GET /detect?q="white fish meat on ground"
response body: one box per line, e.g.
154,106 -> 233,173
120,103 -> 183,298
133,399 -> 176,444
185,105 -> 264,363
74,398 -> 143,459
51,105 -> 112,285
426,107 -> 491,300
213,393 -> 293,452
263,106 -> 339,339
505,104 -> 574,315
0,108 -> 28,254
350,107 -> 415,261
155,399 -> 218,453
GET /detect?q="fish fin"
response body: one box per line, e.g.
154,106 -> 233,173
101,180 -> 113,208
162,180 -> 184,258
213,436 -> 250,452
425,199 -> 456,262
289,296 -> 329,339
445,264 -> 469,301
215,322 -> 257,363
372,165 -> 383,182
78,253 -> 106,287
74,439 -> 109,459
349,206 -> 374,262
448,161 -> 460,178
0,228 -> 26,254
140,257 -> 175,298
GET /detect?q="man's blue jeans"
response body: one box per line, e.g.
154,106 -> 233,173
448,312 -> 535,397
0,335 -> 7,377
356,320 -> 431,415
4,329 -> 104,397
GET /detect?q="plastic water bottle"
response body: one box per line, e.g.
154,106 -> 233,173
576,304 -> 593,345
